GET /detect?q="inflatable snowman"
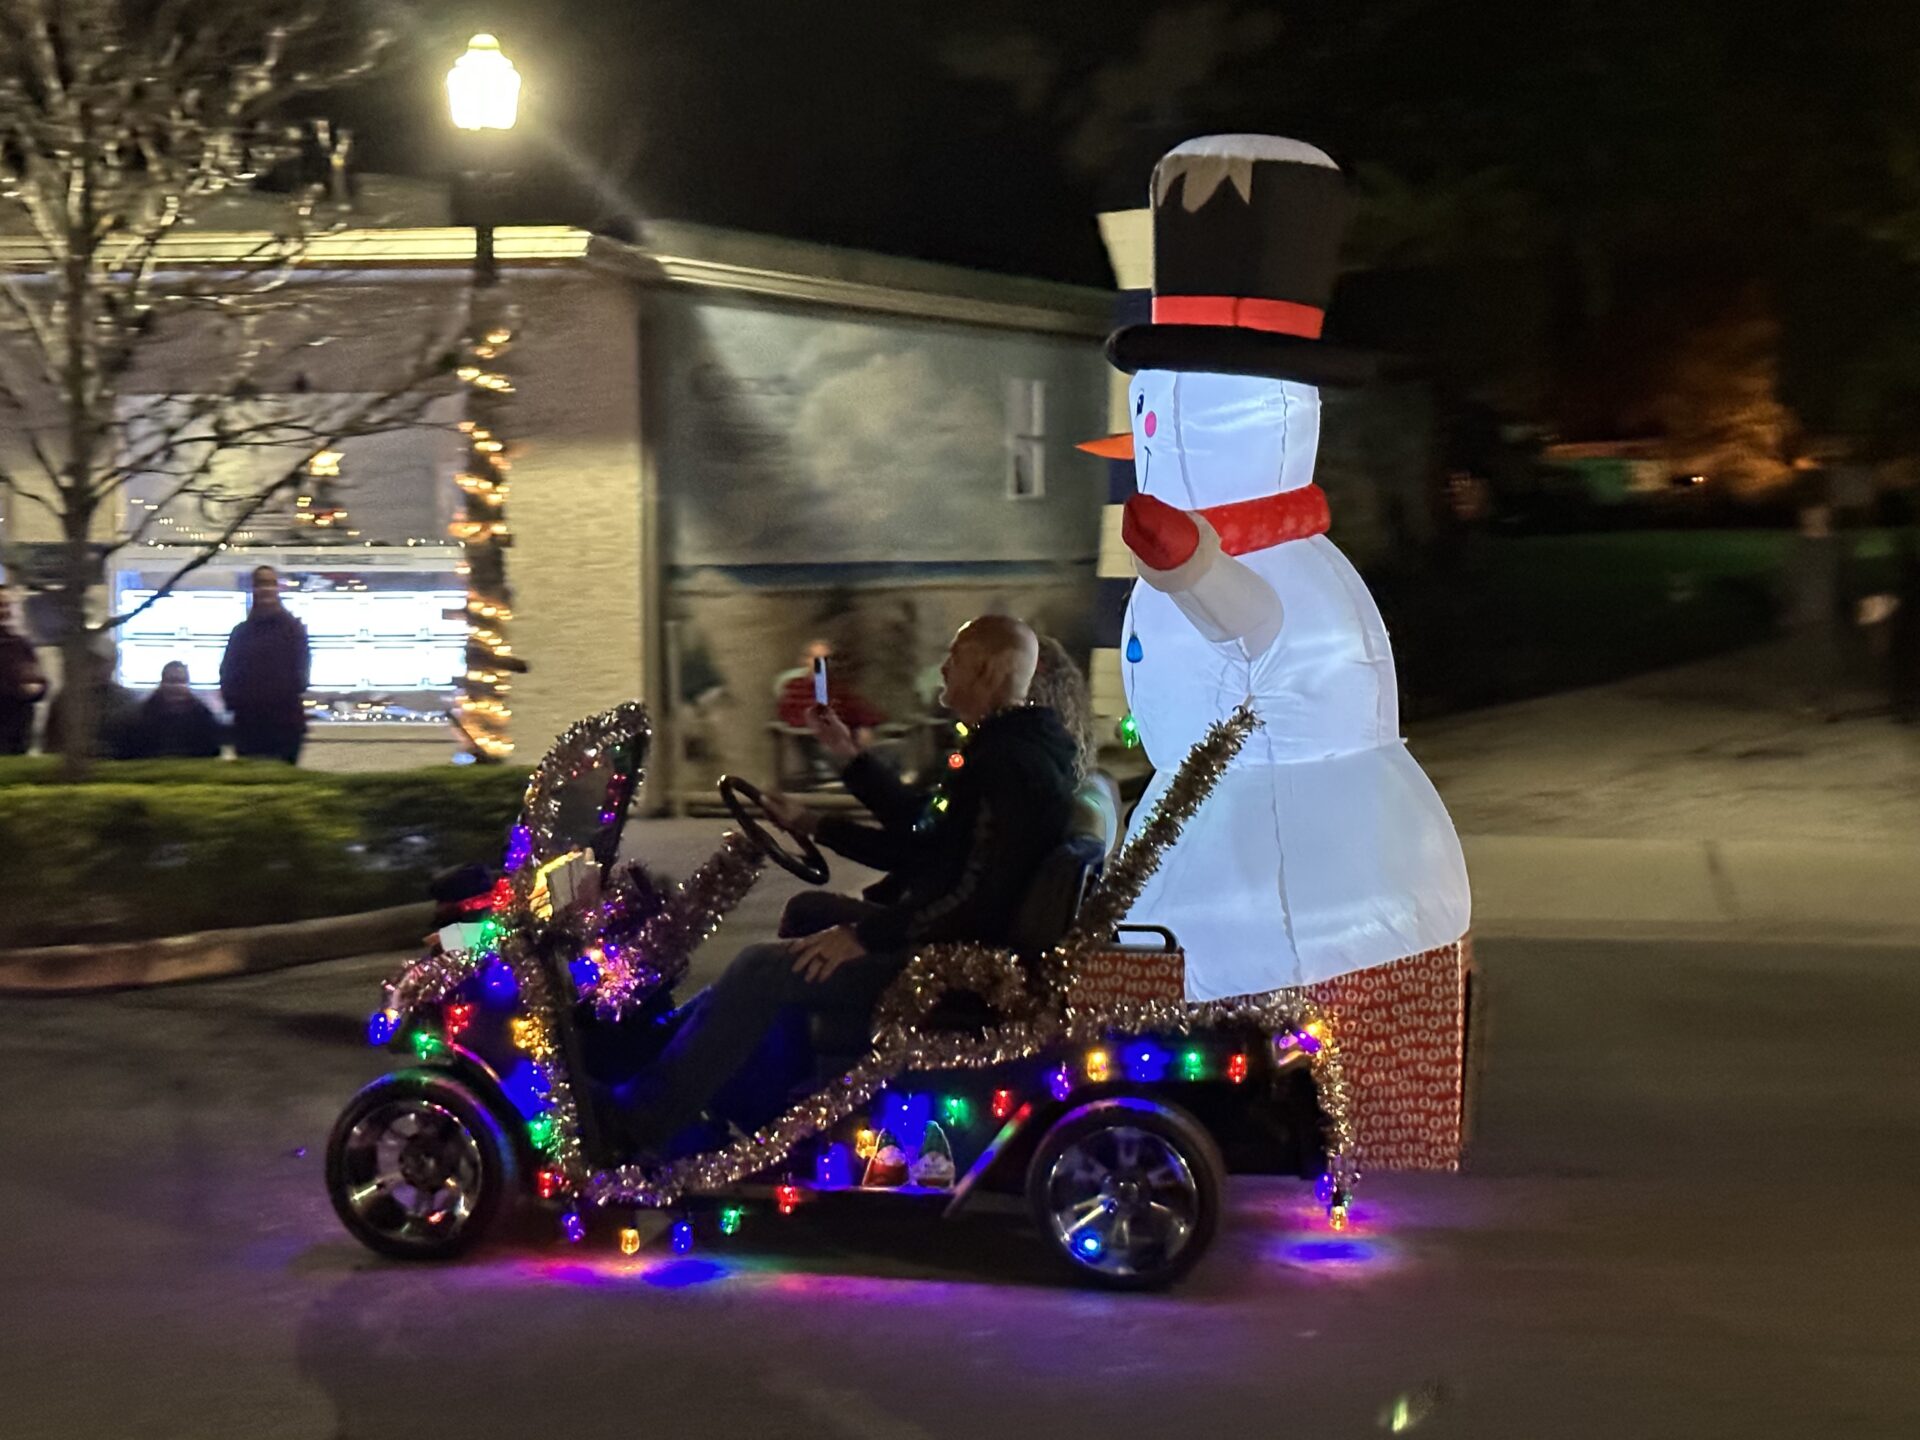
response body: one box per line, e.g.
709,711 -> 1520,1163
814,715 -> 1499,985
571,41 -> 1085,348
1100,135 -> 1470,1001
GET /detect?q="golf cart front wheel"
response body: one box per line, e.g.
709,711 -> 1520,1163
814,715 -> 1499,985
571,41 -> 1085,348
326,1070 -> 513,1261
1027,1098 -> 1223,1291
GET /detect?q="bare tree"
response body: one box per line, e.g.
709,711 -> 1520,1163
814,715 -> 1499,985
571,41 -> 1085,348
0,0 -> 458,774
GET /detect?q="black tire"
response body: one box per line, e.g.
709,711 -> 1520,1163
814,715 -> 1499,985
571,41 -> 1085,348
1025,1098 -> 1224,1291
326,1069 -> 515,1261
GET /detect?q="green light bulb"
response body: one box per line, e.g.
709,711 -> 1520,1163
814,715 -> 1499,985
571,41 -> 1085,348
1118,713 -> 1141,748
1180,1048 -> 1205,1081
411,1031 -> 449,1061
527,1114 -> 557,1150
718,1207 -> 743,1236
940,1095 -> 971,1128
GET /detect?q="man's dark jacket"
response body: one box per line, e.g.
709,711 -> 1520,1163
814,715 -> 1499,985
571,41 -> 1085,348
220,609 -> 311,730
816,705 -> 1079,954
123,694 -> 224,759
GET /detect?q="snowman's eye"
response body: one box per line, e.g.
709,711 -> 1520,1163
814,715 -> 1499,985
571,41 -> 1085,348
1135,393 -> 1144,415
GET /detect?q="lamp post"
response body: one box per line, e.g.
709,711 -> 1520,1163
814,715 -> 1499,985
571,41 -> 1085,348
446,33 -> 521,285
445,34 -> 525,761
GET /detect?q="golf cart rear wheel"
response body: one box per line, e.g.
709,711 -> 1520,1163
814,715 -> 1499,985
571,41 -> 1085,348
326,1071 -> 512,1261
1027,1099 -> 1223,1291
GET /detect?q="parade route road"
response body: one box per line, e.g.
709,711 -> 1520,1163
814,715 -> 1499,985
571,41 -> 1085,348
2,934 -> 1915,1439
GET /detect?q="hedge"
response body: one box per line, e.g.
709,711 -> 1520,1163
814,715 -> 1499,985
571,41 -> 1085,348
1379,529 -> 1903,717
0,762 -> 529,949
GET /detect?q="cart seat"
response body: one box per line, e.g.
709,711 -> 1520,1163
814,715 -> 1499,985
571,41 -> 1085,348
811,774 -> 1116,1060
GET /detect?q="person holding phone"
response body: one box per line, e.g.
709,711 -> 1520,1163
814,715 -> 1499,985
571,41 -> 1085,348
774,639 -> 885,738
618,616 -> 1079,1158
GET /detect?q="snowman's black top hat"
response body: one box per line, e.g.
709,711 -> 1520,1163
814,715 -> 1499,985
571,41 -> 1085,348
1106,135 -> 1377,387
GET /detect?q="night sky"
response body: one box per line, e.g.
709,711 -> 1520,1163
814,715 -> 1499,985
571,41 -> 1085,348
334,1 -> 1920,438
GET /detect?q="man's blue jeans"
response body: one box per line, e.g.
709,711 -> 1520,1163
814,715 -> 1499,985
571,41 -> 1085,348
620,925 -> 906,1150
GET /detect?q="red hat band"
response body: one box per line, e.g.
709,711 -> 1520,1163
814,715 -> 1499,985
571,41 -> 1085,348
1151,294 -> 1325,340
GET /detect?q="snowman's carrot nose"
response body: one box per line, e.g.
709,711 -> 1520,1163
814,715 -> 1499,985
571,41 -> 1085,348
1076,431 -> 1135,460
1122,493 -> 1200,571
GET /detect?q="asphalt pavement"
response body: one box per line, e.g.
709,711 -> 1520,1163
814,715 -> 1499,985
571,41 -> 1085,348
2,925 -> 1916,1440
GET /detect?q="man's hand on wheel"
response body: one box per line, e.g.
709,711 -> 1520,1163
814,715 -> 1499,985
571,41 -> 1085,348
805,705 -> 862,764
759,788 -> 819,838
790,924 -> 866,982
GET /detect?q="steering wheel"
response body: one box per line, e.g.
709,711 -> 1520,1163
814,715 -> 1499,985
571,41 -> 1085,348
717,775 -> 831,886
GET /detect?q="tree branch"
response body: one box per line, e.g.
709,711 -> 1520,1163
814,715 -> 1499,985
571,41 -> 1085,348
0,465 -> 61,521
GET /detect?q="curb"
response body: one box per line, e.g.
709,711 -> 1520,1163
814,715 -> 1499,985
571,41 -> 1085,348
8,831 -> 1917,997
1463,834 -> 1920,949
0,901 -> 433,995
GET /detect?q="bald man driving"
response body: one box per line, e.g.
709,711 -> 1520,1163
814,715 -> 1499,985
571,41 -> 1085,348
618,616 -> 1080,1159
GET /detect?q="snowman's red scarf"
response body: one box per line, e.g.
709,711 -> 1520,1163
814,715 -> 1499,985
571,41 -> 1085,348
1202,483 -> 1331,556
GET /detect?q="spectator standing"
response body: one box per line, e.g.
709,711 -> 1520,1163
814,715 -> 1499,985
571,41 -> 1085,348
1782,494 -> 1845,717
123,661 -> 224,759
0,589 -> 47,755
220,565 -> 310,763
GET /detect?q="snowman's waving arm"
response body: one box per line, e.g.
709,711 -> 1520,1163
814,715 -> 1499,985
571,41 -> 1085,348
1123,494 -> 1284,655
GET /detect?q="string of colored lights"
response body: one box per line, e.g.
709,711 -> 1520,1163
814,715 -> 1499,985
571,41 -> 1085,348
376,702 -> 1360,1242
591,706 -> 1359,1224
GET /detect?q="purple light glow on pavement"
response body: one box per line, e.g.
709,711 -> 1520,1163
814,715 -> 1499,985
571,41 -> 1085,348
502,1254 -> 737,1289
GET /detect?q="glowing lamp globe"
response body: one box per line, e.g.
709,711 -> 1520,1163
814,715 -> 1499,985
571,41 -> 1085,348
448,35 -> 521,132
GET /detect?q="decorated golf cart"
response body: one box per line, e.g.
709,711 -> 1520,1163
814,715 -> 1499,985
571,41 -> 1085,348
326,133 -> 1478,1289
328,699 -> 1376,1289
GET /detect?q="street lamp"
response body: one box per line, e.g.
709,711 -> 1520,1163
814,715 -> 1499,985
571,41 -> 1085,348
447,34 -> 520,284
447,34 -> 521,132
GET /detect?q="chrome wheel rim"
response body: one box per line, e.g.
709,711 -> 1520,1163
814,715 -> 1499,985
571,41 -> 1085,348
1044,1124 -> 1198,1278
338,1098 -> 485,1248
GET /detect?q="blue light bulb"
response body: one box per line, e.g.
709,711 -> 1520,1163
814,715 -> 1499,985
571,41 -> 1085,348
1125,633 -> 1143,663
481,958 -> 517,1005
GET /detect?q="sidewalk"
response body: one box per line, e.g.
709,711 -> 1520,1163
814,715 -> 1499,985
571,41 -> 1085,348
646,647 -> 1920,946
10,647 -> 1908,994
1409,647 -> 1920,943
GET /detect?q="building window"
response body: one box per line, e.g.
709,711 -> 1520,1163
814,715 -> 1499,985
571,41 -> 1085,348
1006,377 -> 1046,500
110,394 -> 466,727
112,550 -> 469,726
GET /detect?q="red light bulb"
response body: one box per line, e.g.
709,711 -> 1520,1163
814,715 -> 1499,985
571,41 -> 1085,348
1227,1053 -> 1249,1084
775,1184 -> 802,1216
991,1089 -> 1016,1120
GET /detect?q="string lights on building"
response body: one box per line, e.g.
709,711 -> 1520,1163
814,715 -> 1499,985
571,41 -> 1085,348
448,322 -> 526,759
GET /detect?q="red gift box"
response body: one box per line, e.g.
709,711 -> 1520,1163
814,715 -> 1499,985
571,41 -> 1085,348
1306,938 -> 1472,1173
1066,947 -> 1186,1010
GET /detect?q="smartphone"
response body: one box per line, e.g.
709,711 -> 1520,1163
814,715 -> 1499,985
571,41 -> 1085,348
812,655 -> 830,708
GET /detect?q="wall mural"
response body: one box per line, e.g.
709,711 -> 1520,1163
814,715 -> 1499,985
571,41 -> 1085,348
653,293 -> 1107,568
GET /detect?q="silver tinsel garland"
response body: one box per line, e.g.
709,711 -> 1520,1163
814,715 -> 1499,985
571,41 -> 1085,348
514,701 -> 654,881
381,702 -> 1358,1216
593,704 -> 1359,1214
378,701 -> 769,1196
586,831 -> 765,1018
